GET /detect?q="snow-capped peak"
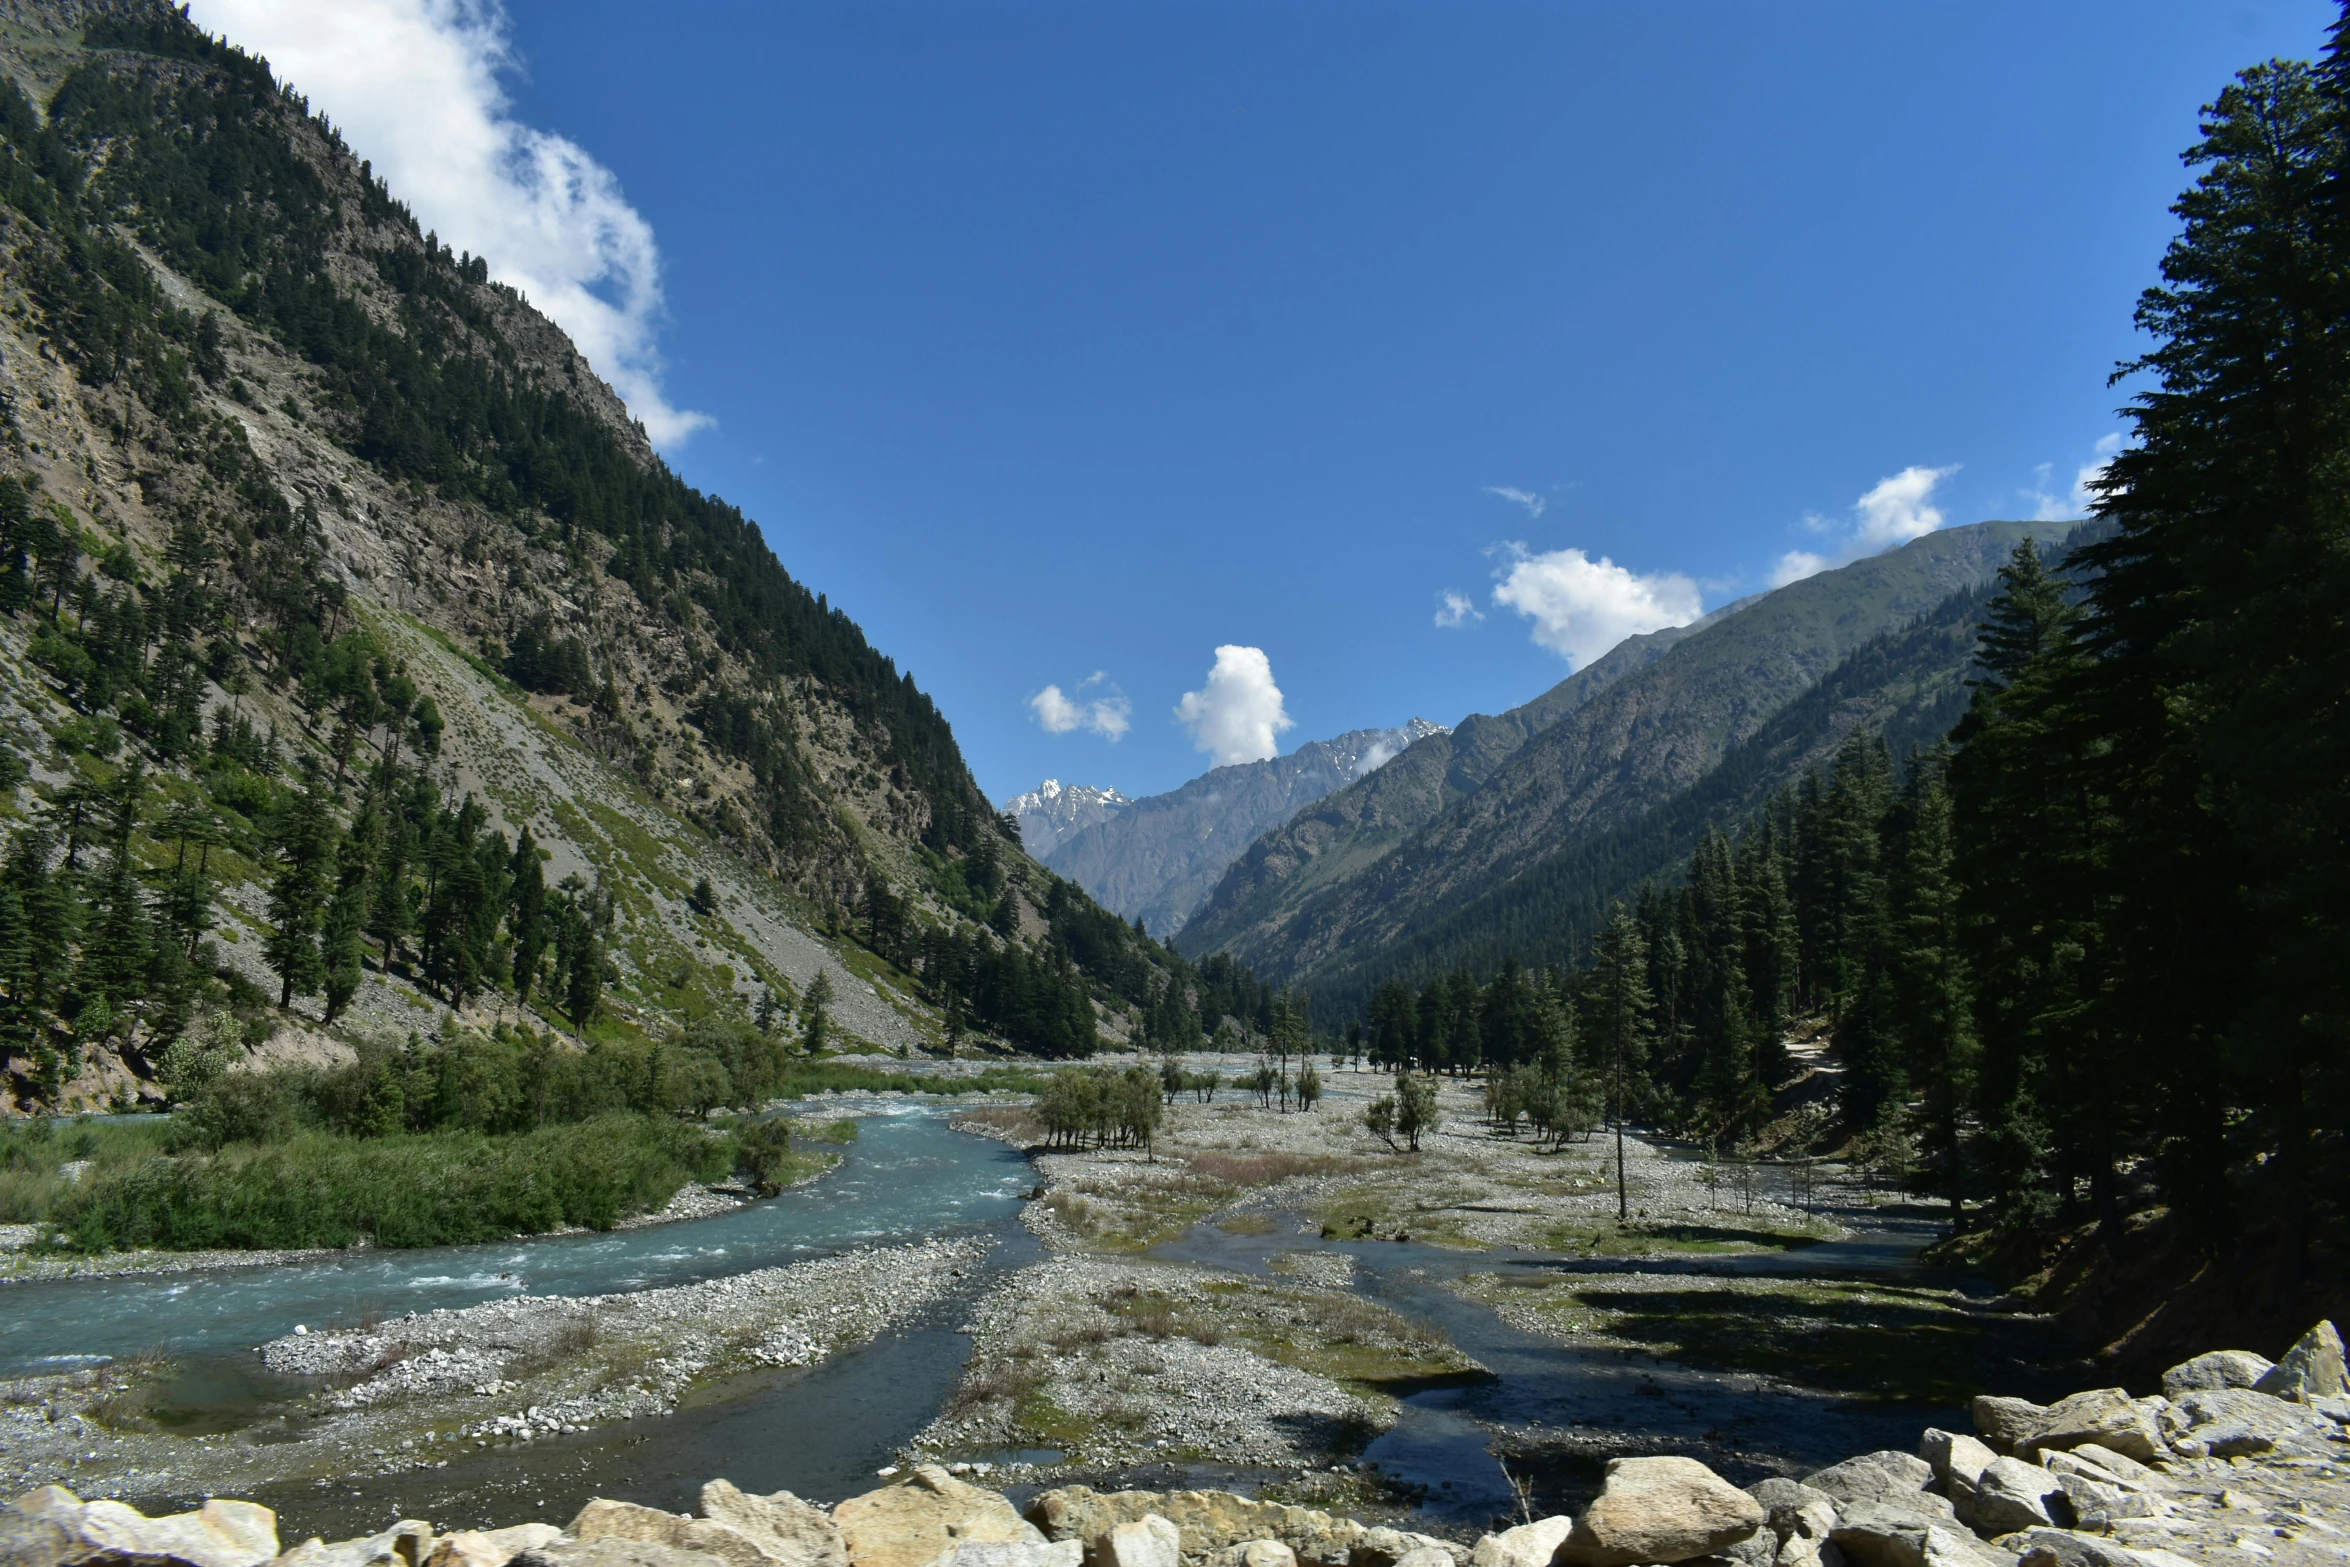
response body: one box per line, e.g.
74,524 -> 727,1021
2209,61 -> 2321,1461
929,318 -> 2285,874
1002,778 -> 1132,857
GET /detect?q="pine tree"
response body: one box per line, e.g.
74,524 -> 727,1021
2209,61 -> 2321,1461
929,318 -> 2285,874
156,796 -> 218,961
1884,751 -> 1974,1224
1687,828 -> 1766,1142
1584,909 -> 1655,1221
1949,539 -> 2100,1229
2051,42 -> 2350,1257
367,794 -> 416,970
801,967 -> 834,1053
319,805 -> 377,1025
75,761 -> 152,1028
264,771 -> 335,1008
508,825 -> 548,1005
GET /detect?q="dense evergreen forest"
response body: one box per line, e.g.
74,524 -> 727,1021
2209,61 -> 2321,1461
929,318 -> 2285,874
1348,30 -> 2350,1286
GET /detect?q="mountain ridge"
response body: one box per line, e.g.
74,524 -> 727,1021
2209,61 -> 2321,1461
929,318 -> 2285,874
1003,778 -> 1131,859
1178,520 -> 2074,998
1011,718 -> 1446,937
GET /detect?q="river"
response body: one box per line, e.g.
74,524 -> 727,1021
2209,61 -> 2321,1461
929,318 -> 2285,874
4,1104 -> 1036,1540
3,1104 -> 2066,1544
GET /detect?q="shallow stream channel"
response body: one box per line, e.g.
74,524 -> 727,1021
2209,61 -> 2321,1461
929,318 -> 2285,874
1149,1191 -> 2076,1530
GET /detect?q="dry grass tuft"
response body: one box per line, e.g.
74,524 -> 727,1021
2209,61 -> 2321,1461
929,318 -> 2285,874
1187,1150 -> 1350,1186
957,1106 -> 1043,1142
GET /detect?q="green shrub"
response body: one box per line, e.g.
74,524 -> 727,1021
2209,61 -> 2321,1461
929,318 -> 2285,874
0,1116 -> 175,1226
54,1114 -> 728,1250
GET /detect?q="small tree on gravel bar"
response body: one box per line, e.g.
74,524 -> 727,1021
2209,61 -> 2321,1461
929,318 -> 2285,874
1395,1072 -> 1439,1151
1296,1059 -> 1323,1113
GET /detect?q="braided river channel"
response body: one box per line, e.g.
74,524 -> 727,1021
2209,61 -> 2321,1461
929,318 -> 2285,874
0,1103 -> 2073,1544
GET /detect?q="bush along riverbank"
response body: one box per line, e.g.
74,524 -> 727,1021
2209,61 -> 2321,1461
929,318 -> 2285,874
0,1018 -> 865,1252
9,1322 -> 2346,1567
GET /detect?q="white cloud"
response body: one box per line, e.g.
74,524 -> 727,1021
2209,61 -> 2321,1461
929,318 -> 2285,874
2073,432 -> 2124,513
1029,673 -> 1130,740
1489,545 -> 1703,668
1175,646 -> 1293,766
2020,433 -> 2125,522
1773,464 -> 1958,586
1485,485 -> 1547,519
1351,738 -> 1401,779
1433,590 -> 1484,629
187,0 -> 710,447
1769,550 -> 1832,588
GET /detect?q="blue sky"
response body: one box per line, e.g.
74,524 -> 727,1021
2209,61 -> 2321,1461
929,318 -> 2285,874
197,0 -> 2340,802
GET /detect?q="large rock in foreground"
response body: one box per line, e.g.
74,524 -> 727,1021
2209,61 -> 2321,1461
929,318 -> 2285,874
1799,1454 -> 1951,1522
2017,1391 -> 2163,1465
1556,1456 -> 1765,1567
2157,1350 -> 2272,1399
1026,1488 -> 1448,1567
1466,1519 -> 1572,1567
1968,1398 -> 2047,1456
2253,1321 -> 2347,1404
1967,1458 -> 2068,1536
1828,1504 -> 2003,1567
837,1468 -> 1045,1567
2,1487 -> 278,1567
2158,1386 -> 2327,1458
560,1484 -> 846,1567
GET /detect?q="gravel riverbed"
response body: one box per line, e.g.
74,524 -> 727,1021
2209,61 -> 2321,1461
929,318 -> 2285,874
922,1061 -> 2075,1529
0,1235 -> 991,1504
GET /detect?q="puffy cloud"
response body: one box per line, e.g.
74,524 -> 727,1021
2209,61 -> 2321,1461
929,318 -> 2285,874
1484,485 -> 1547,519
1490,546 -> 1703,668
1029,673 -> 1130,740
1768,550 -> 1832,588
1176,646 -> 1293,766
1773,464 -> 1958,586
2011,434 -> 2124,526
1433,590 -> 1484,629
2072,432 -> 2124,513
187,0 -> 710,447
2022,435 -> 2124,521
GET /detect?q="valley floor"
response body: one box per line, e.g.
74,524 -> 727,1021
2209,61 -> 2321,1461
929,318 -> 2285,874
0,1065 -> 2083,1539
916,1060 -> 2081,1527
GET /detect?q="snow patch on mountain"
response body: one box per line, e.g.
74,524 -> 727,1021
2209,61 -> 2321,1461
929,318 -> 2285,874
1004,778 -> 1133,857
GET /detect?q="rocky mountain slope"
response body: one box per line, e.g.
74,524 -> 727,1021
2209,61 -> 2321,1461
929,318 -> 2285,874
0,0 -> 1181,1105
1179,521 -> 2073,1012
1014,719 -> 1446,939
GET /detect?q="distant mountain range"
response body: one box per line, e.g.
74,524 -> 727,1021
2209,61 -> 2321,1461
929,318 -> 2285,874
1001,779 -> 1134,859
1176,520 -> 2079,1020
1005,719 -> 1446,937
